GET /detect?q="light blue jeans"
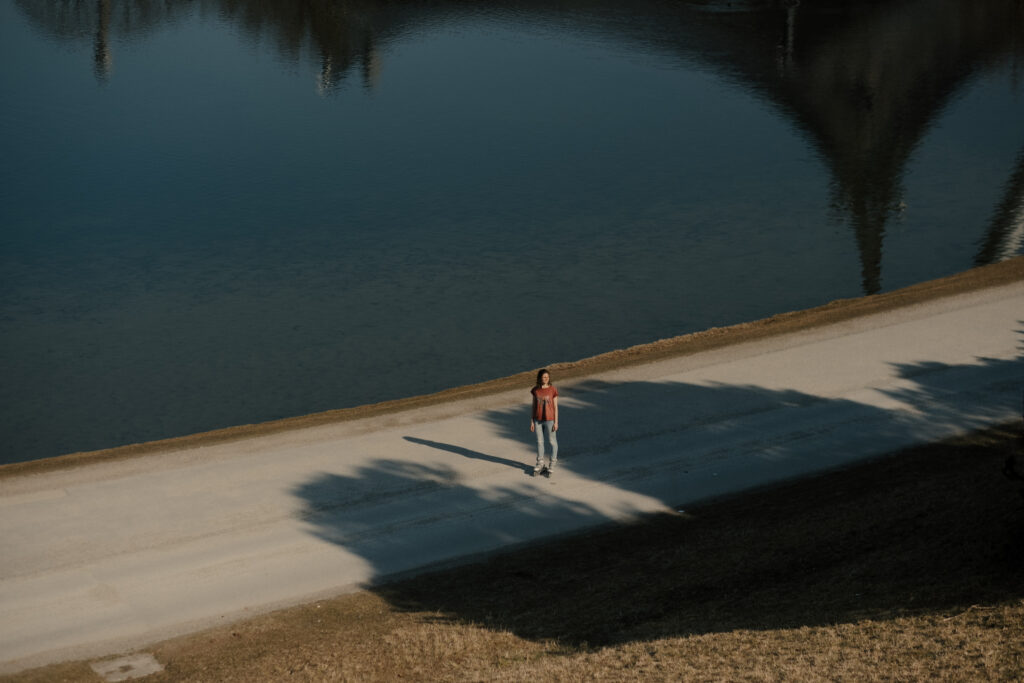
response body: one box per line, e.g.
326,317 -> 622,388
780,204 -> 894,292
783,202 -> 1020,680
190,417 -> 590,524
534,420 -> 558,469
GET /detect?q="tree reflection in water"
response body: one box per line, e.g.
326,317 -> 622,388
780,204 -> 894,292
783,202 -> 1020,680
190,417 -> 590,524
15,0 -> 1024,289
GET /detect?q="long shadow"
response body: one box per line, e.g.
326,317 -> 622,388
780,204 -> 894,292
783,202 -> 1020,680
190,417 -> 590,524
292,459 -> 610,576
291,345 -> 1024,646
403,436 -> 529,473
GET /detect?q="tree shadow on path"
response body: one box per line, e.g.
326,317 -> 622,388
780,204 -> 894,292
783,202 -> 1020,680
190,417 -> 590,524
376,422 -> 1024,648
292,347 -> 1024,647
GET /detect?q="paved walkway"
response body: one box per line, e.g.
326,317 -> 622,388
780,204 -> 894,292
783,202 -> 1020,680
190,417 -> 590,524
2,281 -> 1023,673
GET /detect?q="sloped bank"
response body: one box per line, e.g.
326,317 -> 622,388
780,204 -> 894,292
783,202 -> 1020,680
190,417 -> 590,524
3,255 -> 1022,479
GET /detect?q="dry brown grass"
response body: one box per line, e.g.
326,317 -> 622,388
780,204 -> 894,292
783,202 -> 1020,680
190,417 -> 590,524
8,424 -> 1024,681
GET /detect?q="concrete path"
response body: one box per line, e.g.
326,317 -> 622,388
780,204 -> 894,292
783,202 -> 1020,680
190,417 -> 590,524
2,281 -> 1023,673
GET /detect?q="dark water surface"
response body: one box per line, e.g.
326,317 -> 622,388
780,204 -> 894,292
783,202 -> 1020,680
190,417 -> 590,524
2,0 -> 1023,463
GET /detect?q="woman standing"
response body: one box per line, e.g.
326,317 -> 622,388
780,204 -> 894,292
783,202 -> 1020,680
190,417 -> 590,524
530,368 -> 559,476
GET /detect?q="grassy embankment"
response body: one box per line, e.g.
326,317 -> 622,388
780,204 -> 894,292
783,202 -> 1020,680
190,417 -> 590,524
11,423 -> 1024,681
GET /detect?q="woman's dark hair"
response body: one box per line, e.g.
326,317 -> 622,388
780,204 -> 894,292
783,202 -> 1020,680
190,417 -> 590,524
535,368 -> 550,386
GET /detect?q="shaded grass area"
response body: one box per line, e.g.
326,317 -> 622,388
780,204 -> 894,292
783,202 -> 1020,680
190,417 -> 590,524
9,425 -> 1024,681
384,426 -> 1024,647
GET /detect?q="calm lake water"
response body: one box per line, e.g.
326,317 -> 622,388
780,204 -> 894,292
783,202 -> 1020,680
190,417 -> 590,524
2,0 -> 1023,464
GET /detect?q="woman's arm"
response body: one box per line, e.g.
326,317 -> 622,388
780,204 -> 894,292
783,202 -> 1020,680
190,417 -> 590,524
552,396 -> 559,430
529,395 -> 536,431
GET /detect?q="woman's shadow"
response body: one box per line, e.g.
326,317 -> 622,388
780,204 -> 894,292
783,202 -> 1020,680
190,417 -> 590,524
402,436 -> 532,475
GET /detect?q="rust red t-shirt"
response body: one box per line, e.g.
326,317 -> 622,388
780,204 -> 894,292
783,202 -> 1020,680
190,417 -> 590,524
531,385 -> 558,422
